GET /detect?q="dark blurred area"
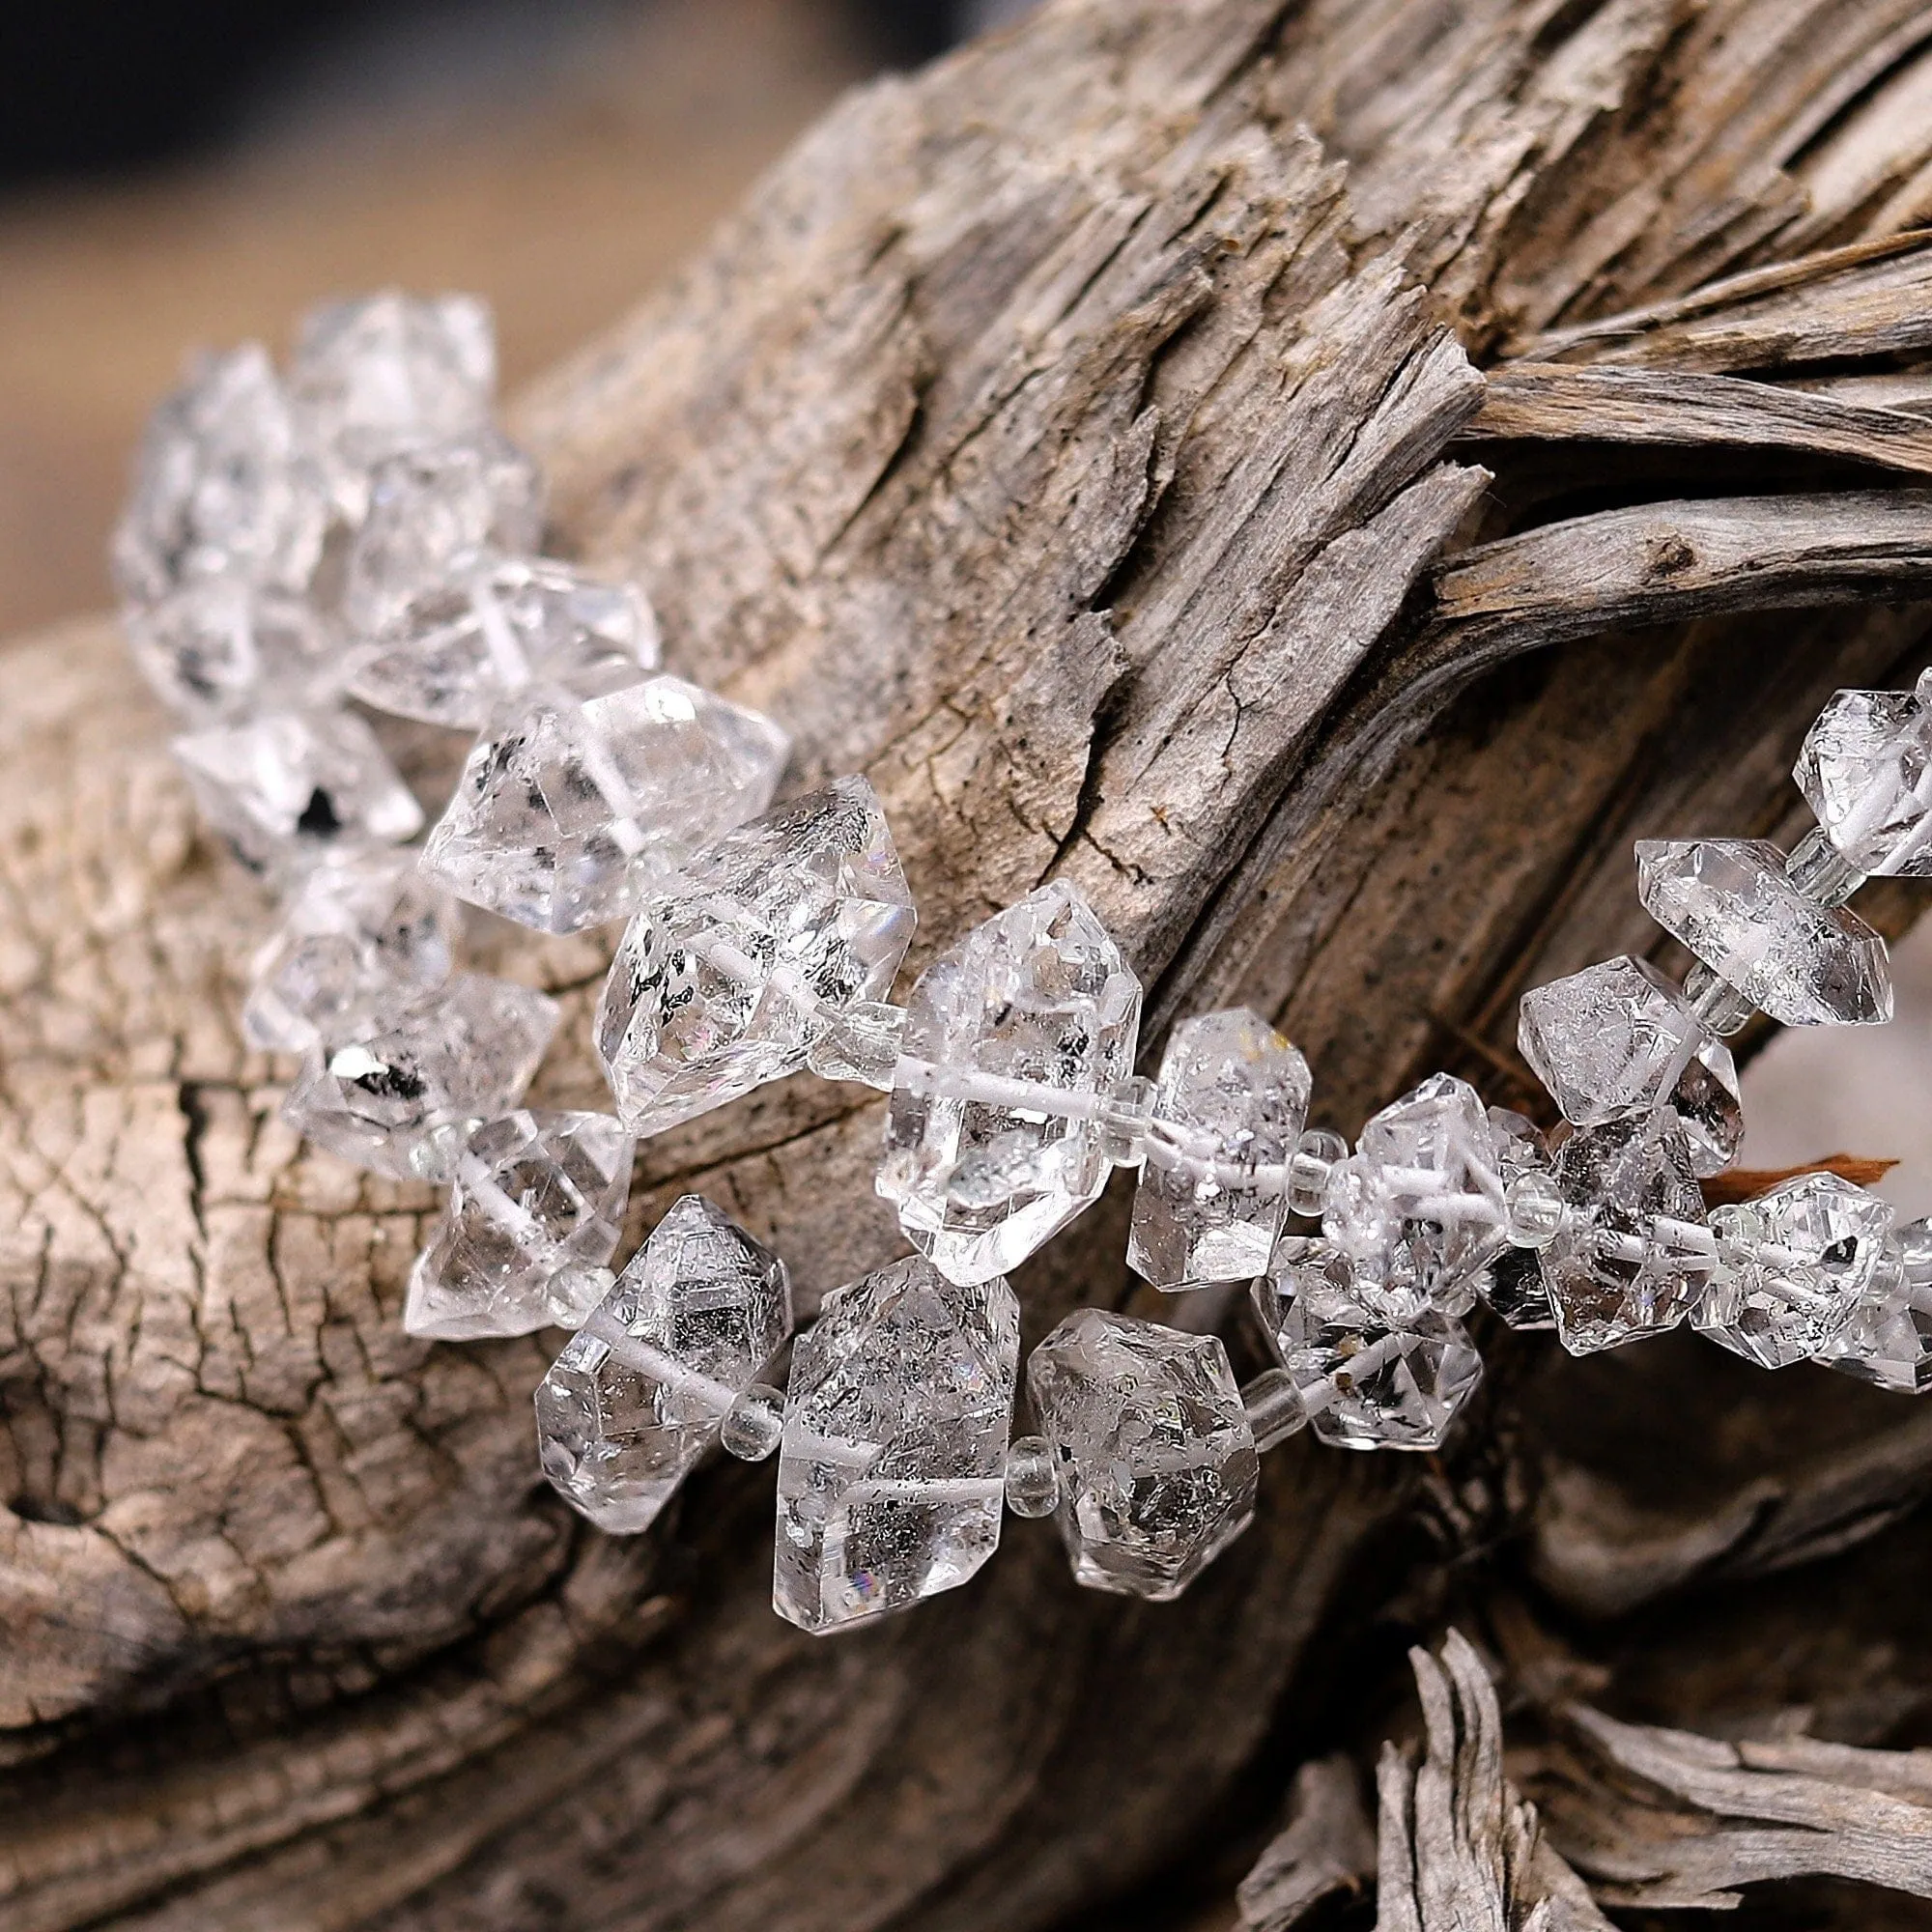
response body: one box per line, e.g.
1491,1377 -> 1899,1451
0,0 -> 1035,637
0,1 -> 988,187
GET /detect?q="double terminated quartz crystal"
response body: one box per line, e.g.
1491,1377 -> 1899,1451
879,882 -> 1141,1286
1797,671 -> 1932,877
598,777 -> 916,1133
425,675 -> 791,934
538,1196 -> 791,1534
1128,1009 -> 1309,1291
776,1254 -> 1019,1634
406,1110 -> 635,1340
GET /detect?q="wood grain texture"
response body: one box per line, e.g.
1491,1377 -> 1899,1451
9,1 -> 1932,1926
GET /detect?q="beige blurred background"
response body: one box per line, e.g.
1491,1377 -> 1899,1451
0,0 -> 1922,1215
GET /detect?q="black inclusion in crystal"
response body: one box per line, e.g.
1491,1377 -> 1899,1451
297,787 -> 343,838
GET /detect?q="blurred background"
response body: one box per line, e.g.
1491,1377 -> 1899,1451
0,0 -> 1034,638
0,0 -> 1925,1210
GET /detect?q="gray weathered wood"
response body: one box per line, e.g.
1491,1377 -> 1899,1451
7,1 -> 1932,1927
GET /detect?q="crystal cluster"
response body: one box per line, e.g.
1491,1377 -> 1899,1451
775,1255 -> 1018,1633
597,777 -> 915,1131
878,883 -> 1142,1286
120,288 -> 1932,1643
538,1196 -> 791,1534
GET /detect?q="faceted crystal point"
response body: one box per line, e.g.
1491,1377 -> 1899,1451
1820,1217 -> 1932,1392
423,674 -> 790,934
597,777 -> 915,1133
1027,1307 -> 1257,1600
1255,1251 -> 1483,1451
342,434 -> 546,635
404,1111 -> 635,1340
1796,685 -> 1932,876
349,557 -> 660,730
1319,1072 -> 1507,1321
127,578 -> 343,722
242,846 -> 461,1053
172,709 -> 424,882
283,973 -> 560,1179
1538,1111 -> 1709,1355
537,1195 -> 792,1534
1128,1008 -> 1310,1291
775,1255 -> 1018,1634
112,344 -> 327,607
1695,1173 -> 1896,1370
1518,955 -> 1705,1126
878,882 -> 1142,1286
1634,838 -> 1892,1027
1671,1036 -> 1744,1179
289,291 -> 496,494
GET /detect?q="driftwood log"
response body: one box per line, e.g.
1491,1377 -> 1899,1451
9,1 -> 1932,1925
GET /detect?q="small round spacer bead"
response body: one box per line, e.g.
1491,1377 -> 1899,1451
1287,1127 -> 1348,1217
1783,824 -> 1868,909
1503,1169 -> 1566,1249
1004,1435 -> 1061,1518
1100,1074 -> 1157,1168
1682,962 -> 1755,1038
1240,1367 -> 1306,1452
720,1382 -> 785,1463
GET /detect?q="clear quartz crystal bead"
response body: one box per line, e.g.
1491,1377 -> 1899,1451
1694,1173 -> 1896,1370
1288,1129 -> 1347,1217
775,1254 -> 1018,1634
536,1195 -> 791,1533
1795,675 -> 1932,876
1819,1216 -> 1932,1391
597,778 -> 915,1133
1254,1250 -> 1483,1452
1027,1308 -> 1258,1600
404,1110 -> 635,1340
112,344 -> 327,606
171,709 -> 424,883
242,846 -> 461,1053
1128,1009 -> 1310,1291
283,973 -> 560,1180
349,557 -> 660,730
806,1000 -> 908,1090
341,434 -> 547,636
288,292 -> 497,502
1505,1169 -> 1566,1248
1003,1434 -> 1060,1518
1784,824 -> 1868,907
876,882 -> 1142,1287
1320,1073 -> 1508,1321
128,578 -> 343,722
1518,955 -> 1707,1126
721,1383 -> 785,1463
1240,1367 -> 1308,1451
1635,838 -> 1892,1027
424,674 -> 790,934
1538,1110 -> 1709,1355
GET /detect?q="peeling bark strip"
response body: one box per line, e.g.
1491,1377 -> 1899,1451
9,1 -> 1932,1927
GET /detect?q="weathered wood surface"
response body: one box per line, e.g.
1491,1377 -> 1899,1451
8,1 -> 1932,1926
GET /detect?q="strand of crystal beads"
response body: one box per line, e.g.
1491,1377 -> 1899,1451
121,291 -> 1932,1643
